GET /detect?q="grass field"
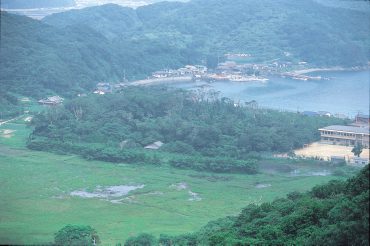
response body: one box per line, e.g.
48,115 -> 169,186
0,122 -> 359,245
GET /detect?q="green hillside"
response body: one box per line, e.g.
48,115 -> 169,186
45,0 -> 370,65
1,0 -> 369,106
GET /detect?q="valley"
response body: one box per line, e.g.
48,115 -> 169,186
0,120 -> 356,244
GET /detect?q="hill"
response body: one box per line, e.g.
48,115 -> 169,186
1,0 -> 369,102
44,0 -> 370,65
27,87 -> 345,173
0,12 -> 120,98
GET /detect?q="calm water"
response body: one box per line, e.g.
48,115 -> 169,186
175,70 -> 370,117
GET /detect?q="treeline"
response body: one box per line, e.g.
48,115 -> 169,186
0,91 -> 23,119
28,87 -> 345,173
124,165 -> 369,245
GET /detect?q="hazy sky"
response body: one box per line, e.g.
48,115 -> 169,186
75,0 -> 188,8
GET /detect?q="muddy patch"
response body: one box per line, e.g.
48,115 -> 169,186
170,182 -> 202,202
70,184 -> 144,199
169,182 -> 188,191
259,163 -> 293,174
188,174 -> 232,182
290,169 -> 332,177
188,191 -> 202,201
110,196 -> 138,204
255,183 -> 272,189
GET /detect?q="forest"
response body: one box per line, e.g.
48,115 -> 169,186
53,164 -> 369,245
28,87 -> 345,174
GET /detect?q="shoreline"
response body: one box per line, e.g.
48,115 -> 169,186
292,66 -> 370,75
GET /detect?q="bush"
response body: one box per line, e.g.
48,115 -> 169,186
54,225 -> 100,246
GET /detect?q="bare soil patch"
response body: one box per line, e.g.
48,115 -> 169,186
295,142 -> 369,161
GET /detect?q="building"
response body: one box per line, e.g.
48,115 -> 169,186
318,125 -> 369,148
302,111 -> 319,117
94,83 -> 112,94
38,96 -> 64,105
355,114 -> 369,125
144,141 -> 164,150
317,111 -> 332,117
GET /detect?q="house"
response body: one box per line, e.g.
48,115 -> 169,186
318,125 -> 369,148
94,83 -> 112,94
38,96 -> 64,105
152,70 -> 170,78
144,141 -> 164,150
317,111 -> 332,117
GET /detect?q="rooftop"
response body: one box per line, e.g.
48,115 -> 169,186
319,125 -> 369,135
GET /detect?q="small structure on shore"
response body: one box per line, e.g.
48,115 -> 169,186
94,83 -> 112,95
144,141 -> 164,150
38,96 -> 64,105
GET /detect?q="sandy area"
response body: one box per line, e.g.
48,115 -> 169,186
293,67 -> 345,75
295,142 -> 369,161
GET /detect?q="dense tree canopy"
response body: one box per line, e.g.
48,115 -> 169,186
28,87 -> 345,173
54,225 -> 100,246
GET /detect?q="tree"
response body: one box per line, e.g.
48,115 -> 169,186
54,225 -> 100,246
124,233 -> 156,246
351,143 -> 363,157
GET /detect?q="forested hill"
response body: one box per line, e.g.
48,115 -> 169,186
44,0 -> 370,66
0,12 -> 120,98
1,0 -> 370,99
28,87 -> 345,173
125,165 -> 369,245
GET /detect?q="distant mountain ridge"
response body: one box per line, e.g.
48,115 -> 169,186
44,0 -> 370,66
1,0 -> 76,9
1,0 -> 369,99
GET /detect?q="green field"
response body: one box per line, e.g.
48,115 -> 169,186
0,121 -> 355,245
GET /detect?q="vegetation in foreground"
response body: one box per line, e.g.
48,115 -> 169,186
50,165 -> 368,245
27,87 -> 345,174
123,164 -> 369,245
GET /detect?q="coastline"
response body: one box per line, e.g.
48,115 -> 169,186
292,66 -> 370,75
